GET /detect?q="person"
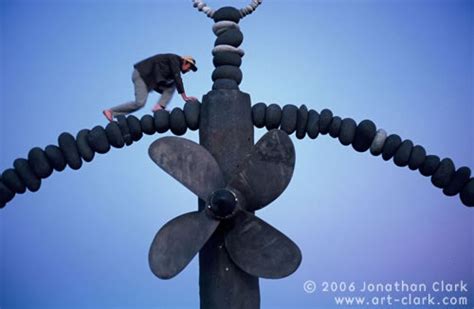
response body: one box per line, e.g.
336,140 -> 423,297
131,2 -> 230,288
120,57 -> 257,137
103,53 -> 198,121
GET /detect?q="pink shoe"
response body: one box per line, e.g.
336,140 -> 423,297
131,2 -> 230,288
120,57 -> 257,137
152,104 -> 165,112
103,109 -> 113,122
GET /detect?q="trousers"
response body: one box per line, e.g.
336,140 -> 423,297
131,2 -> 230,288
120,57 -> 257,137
109,69 -> 175,116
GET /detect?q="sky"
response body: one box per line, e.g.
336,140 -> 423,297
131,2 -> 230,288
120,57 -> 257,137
1,0 -> 473,308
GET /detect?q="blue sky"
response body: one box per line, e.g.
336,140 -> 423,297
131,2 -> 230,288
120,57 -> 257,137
1,0 -> 473,308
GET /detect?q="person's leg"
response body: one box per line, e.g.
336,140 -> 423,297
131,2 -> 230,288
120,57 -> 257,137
104,69 -> 149,120
152,85 -> 175,112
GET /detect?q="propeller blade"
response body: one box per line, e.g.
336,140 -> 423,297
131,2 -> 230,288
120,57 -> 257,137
225,211 -> 302,279
149,211 -> 219,279
228,129 -> 295,210
149,137 -> 225,201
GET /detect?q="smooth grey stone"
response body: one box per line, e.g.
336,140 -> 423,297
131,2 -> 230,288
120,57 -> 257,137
352,120 -> 377,153
339,118 -> 357,146
0,181 -> 14,207
460,178 -> 474,207
44,145 -> 67,172
14,158 -> 41,192
252,102 -> 266,128
419,155 -> 440,177
87,125 -> 111,154
212,78 -> 239,90
296,104 -> 308,139
76,129 -> 94,162
393,139 -> 413,167
213,51 -> 242,67
127,115 -> 143,142
184,101 -> 200,131
106,122 -> 125,148
319,109 -> 333,134
212,65 -> 242,84
140,114 -> 156,135
443,166 -> 471,196
306,110 -> 320,139
431,158 -> 455,189
279,104 -> 298,135
212,21 -> 240,36
116,116 -> 132,146
328,116 -> 342,138
381,134 -> 402,161
58,132 -> 82,170
408,145 -> 426,170
154,110 -> 170,133
213,7 -> 241,23
370,129 -> 387,156
215,29 -> 243,47
2,168 -> 26,194
28,147 -> 53,178
170,108 -> 187,136
212,45 -> 245,57
265,104 -> 282,130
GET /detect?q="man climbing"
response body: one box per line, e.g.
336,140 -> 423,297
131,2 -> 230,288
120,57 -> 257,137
103,53 -> 198,121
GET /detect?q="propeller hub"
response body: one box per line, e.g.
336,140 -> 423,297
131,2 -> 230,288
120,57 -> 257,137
207,189 -> 238,220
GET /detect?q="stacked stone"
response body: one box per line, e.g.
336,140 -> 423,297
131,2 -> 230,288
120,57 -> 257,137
211,7 -> 244,91
0,102 -> 201,209
251,102 -> 474,207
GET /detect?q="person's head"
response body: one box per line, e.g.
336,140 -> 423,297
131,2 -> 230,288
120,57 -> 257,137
181,56 -> 198,74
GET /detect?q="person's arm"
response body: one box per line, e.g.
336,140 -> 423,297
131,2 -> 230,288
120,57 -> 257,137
169,57 -> 197,102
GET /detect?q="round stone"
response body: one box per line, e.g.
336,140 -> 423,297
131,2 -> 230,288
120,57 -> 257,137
116,115 -> 132,146
213,51 -> 242,67
154,110 -> 170,133
14,158 -> 41,192
279,104 -> 298,135
2,168 -> 26,194
127,115 -> 143,142
207,189 -> 238,219
319,109 -> 333,135
252,102 -> 266,128
212,45 -> 245,57
370,129 -> 387,156
328,116 -> 342,138
212,65 -> 242,84
460,178 -> 474,207
212,79 -> 239,90
393,139 -> 413,167
265,104 -> 282,130
87,125 -> 111,154
408,145 -> 426,170
381,134 -> 402,161
419,155 -> 440,177
106,122 -> 125,148
431,158 -> 455,189
212,21 -> 240,36
170,108 -> 187,136
58,132 -> 82,170
28,147 -> 53,178
213,7 -> 241,23
0,181 -> 14,207
339,118 -> 357,146
306,110 -> 320,139
443,166 -> 471,196
352,120 -> 377,153
140,114 -> 156,135
184,101 -> 200,131
215,29 -> 243,47
76,129 -> 95,162
44,145 -> 67,172
296,104 -> 309,139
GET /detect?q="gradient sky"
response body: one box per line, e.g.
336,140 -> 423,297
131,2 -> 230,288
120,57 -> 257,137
1,0 -> 473,308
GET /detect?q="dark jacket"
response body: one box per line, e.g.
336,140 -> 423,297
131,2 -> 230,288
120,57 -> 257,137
133,53 -> 185,94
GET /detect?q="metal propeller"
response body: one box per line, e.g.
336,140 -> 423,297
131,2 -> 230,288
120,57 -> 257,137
148,129 -> 301,280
